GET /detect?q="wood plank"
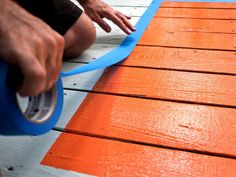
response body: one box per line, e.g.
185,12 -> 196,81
63,93 -> 236,157
42,132 -> 236,177
55,90 -> 89,128
102,0 -> 152,7
0,131 -> 90,177
138,18 -> 236,51
161,2 -> 236,9
146,18 -> 236,34
69,43 -> 117,63
63,65 -> 236,107
155,7 -> 236,19
121,46 -> 236,74
71,0 -> 152,7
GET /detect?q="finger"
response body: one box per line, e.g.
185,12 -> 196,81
96,16 -> 112,33
17,56 -> 47,96
124,14 -> 132,19
117,13 -> 136,32
54,34 -> 64,85
46,34 -> 64,91
45,39 -> 59,91
106,13 -> 131,34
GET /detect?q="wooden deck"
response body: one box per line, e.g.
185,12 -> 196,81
1,0 -> 236,177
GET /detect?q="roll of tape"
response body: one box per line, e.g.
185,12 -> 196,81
0,0 -> 162,135
0,60 -> 64,135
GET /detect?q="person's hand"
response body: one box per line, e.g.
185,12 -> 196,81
0,0 -> 65,97
79,0 -> 136,34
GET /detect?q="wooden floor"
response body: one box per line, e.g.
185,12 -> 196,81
1,0 -> 236,177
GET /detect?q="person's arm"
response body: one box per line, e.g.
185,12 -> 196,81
0,0 -> 65,96
79,0 -> 136,34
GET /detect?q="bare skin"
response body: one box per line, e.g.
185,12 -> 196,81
63,12 -> 96,59
0,0 -> 65,96
79,0 -> 136,34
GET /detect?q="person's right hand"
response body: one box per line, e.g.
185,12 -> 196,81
0,0 -> 65,97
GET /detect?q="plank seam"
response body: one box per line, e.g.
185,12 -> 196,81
52,128 -> 236,160
63,88 -> 236,109
65,61 -> 236,76
136,44 -> 236,52
155,16 -> 236,20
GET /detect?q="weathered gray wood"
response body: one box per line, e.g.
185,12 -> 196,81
62,66 -> 103,91
71,0 -> 152,7
0,131 -> 94,177
69,43 -> 117,62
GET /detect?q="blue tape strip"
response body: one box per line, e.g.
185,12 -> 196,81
61,0 -> 163,77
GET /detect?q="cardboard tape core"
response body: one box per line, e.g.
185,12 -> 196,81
16,86 -> 58,124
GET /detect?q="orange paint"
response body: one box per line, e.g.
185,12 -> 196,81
62,93 -> 236,156
138,18 -> 235,50
42,133 -> 236,177
42,2 -> 236,176
146,18 -> 235,34
161,2 -> 236,8
92,66 -> 236,107
121,46 -> 236,74
156,7 -> 236,19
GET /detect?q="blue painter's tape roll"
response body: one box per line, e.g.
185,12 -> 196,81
0,60 -> 64,135
0,0 -> 163,135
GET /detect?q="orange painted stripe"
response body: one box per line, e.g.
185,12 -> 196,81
92,66 -> 236,107
64,93 -> 236,156
138,18 -> 235,50
155,8 -> 236,19
42,132 -> 236,177
121,46 -> 236,74
161,2 -> 236,9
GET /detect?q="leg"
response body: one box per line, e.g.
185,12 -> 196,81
63,12 -> 96,59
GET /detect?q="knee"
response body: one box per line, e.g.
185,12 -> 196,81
63,13 -> 96,59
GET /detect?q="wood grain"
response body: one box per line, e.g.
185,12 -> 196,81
138,18 -> 236,51
145,17 -> 236,34
64,93 -> 236,157
161,2 -> 236,9
121,46 -> 236,74
155,7 -> 236,19
42,132 -> 236,177
89,66 -> 236,107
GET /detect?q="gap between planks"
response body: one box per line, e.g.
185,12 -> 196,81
52,127 -> 236,160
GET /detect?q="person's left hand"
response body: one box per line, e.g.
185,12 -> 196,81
79,0 -> 136,34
